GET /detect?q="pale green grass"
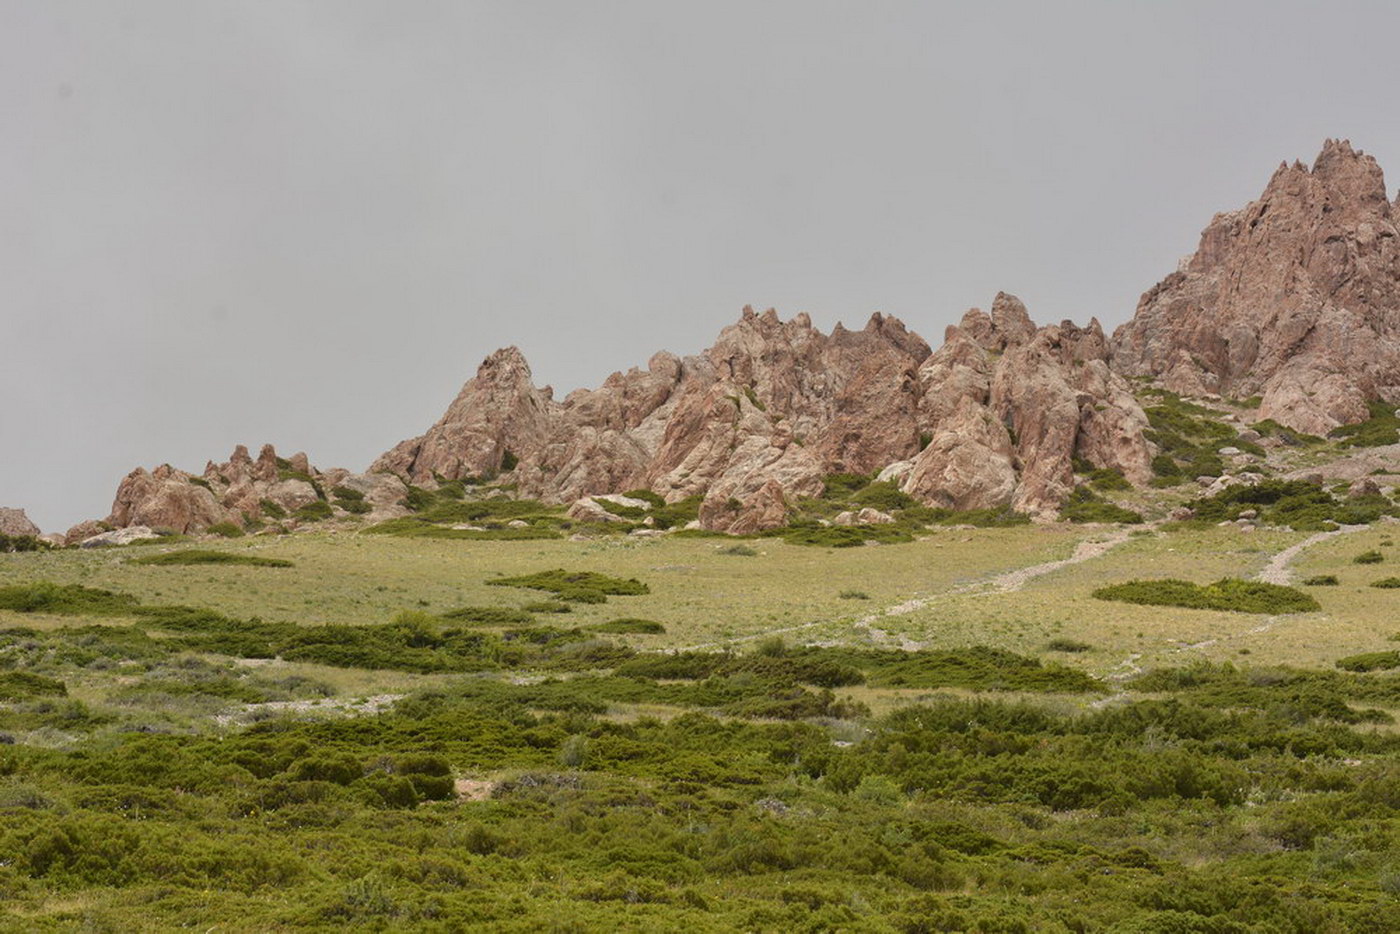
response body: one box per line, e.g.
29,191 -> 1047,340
0,526 -> 1085,648
7,520 -> 1400,686
857,525 -> 1389,675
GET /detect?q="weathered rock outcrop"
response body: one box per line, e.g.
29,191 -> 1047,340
1113,139 -> 1400,435
0,508 -> 41,538
903,294 -> 1154,516
77,444 -> 408,540
374,297 -> 1154,528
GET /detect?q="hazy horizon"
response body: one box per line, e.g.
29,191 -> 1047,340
6,1 -> 1400,532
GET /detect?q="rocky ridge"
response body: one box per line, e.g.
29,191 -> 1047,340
64,444 -> 408,545
374,294 -> 1155,531
1113,139 -> 1400,436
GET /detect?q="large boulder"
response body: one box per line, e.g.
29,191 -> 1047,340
0,508 -> 40,538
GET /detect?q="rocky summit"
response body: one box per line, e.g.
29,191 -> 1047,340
71,140 -> 1400,537
1113,139 -> 1400,435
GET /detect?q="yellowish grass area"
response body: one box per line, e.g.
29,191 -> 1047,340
6,520 -> 1400,685
854,524 -> 1400,675
0,525 -> 1084,648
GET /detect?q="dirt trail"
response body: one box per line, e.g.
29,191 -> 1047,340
676,527 -> 1142,652
1255,524 -> 1367,585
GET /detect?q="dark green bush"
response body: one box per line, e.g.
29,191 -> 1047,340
489,569 -> 649,603
438,606 -> 535,626
0,672 -> 67,700
1046,639 -> 1092,653
1302,575 -> 1340,586
294,501 -> 334,522
258,498 -> 287,519
1086,468 -> 1132,491
1060,488 -> 1144,524
1330,401 -> 1400,447
1371,577 -> 1400,589
591,619 -> 666,634
129,550 -> 293,568
852,481 -> 917,512
1335,651 -> 1400,672
1093,578 -> 1320,614
0,583 -> 140,615
0,533 -> 50,553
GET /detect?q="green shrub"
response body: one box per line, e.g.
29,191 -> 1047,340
488,569 -> 649,603
821,472 -> 873,499
1355,550 -> 1384,565
1060,488 -> 1144,524
129,550 -> 293,568
649,495 -> 703,530
206,521 -> 245,538
590,619 -> 666,634
838,590 -> 870,600
0,582 -> 141,615
780,525 -> 914,547
1371,577 -> 1400,589
0,671 -> 67,700
852,481 -> 917,512
332,487 -> 372,515
438,606 -> 535,626
621,489 -> 666,509
1092,578 -> 1320,614
1186,479 -> 1393,532
719,544 -> 758,557
1330,401 -> 1400,447
1335,651 -> 1400,672
0,533 -> 50,553
1302,575 -> 1340,586
294,501 -> 334,522
1086,468 -> 1132,491
1046,639 -> 1092,653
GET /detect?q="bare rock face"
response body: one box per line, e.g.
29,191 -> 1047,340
110,464 -> 230,533
374,298 -> 1152,529
372,347 -> 559,482
0,508 -> 41,538
903,294 -> 1154,517
374,306 -> 930,532
92,444 -> 407,535
1114,139 -> 1400,435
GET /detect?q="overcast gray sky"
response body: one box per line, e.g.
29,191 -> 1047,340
5,1 -> 1400,532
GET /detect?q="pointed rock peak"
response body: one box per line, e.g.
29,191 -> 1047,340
230,445 -> 252,466
257,443 -> 278,462
991,292 -> 1036,344
741,305 -> 757,320
477,346 -> 533,380
1309,137 -> 1387,201
759,307 -> 780,325
792,312 -> 812,329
